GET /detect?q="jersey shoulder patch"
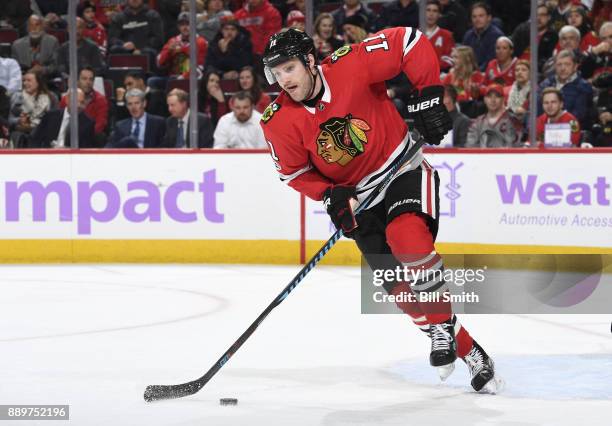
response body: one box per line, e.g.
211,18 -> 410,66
330,45 -> 353,63
261,102 -> 281,124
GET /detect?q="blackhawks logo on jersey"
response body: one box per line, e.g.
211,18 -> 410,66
261,102 -> 281,124
330,45 -> 352,63
316,114 -> 371,166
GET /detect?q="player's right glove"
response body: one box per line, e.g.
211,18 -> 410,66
323,185 -> 358,234
406,85 -> 453,146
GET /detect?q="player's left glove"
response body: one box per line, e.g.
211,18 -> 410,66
406,85 -> 453,146
323,185 -> 358,235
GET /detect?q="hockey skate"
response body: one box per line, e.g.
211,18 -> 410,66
429,320 -> 457,381
462,340 -> 504,394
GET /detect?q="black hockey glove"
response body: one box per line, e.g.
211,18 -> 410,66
406,85 -> 453,146
323,185 -> 358,234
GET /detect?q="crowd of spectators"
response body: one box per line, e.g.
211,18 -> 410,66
0,0 -> 609,150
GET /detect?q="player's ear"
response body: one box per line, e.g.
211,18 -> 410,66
307,54 -> 317,71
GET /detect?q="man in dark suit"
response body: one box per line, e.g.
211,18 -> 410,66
107,88 -> 166,148
162,88 -> 213,148
29,89 -> 97,148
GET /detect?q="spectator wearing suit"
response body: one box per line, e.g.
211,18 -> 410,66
11,15 -> 59,78
108,0 -> 164,61
108,88 -> 166,148
538,49 -> 593,128
206,20 -> 254,80
375,0 -> 419,31
59,67 -> 108,142
462,2 -> 504,71
213,91 -> 266,149
235,0 -> 281,56
331,0 -> 376,35
57,18 -> 106,78
29,89 -> 97,148
163,88 -> 214,148
443,85 -> 470,147
0,57 -> 22,96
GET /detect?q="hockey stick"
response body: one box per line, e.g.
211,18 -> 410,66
143,135 -> 427,402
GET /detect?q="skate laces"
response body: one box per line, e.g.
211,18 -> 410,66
465,346 -> 485,374
430,323 -> 453,351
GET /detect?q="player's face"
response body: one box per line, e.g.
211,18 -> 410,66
471,7 -> 490,30
495,40 -> 513,62
127,96 -> 146,119
543,93 -> 562,117
272,57 -> 315,102
316,131 -> 344,163
425,5 -> 440,26
484,92 -> 503,113
515,64 -> 529,84
555,56 -> 577,81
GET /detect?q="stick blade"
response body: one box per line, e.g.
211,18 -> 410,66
144,381 -> 202,402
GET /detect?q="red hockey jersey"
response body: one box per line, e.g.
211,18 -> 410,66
426,26 -> 455,71
483,57 -> 517,86
261,27 -> 441,203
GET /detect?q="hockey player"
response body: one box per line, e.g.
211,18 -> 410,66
260,28 -> 501,393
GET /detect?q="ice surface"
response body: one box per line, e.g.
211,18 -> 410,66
1,264 -> 611,425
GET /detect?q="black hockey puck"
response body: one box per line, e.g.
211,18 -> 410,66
220,398 -> 238,406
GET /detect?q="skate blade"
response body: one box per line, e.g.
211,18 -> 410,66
437,362 -> 455,381
479,375 -> 504,394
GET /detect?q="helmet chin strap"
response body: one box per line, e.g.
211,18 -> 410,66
302,64 -> 320,102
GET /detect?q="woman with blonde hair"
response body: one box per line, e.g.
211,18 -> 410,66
342,14 -> 369,44
441,45 -> 484,117
313,12 -> 344,60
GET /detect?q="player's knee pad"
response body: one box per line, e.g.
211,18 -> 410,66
385,212 -> 435,255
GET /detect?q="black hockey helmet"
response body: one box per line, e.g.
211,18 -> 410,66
262,28 -> 315,84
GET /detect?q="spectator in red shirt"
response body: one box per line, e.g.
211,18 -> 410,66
286,10 -> 305,32
424,0 -> 454,72
536,87 -> 581,147
60,67 -> 108,143
157,12 -> 208,82
484,36 -> 517,86
234,0 -> 281,56
78,1 -> 108,55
